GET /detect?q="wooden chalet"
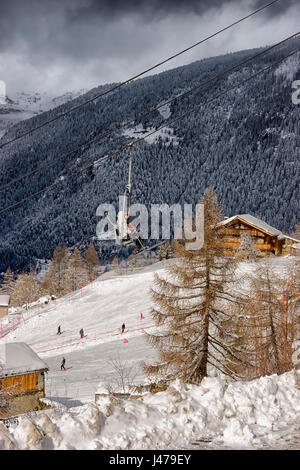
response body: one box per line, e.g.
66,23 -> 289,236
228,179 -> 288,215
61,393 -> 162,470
217,214 -> 300,257
0,295 -> 10,319
0,342 -> 48,418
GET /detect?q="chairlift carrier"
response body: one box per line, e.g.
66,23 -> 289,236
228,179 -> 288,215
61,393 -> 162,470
115,143 -> 143,249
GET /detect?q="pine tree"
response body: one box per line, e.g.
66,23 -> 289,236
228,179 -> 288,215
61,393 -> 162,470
0,267 -> 15,295
29,265 -> 38,279
144,188 -> 248,385
42,245 -> 69,297
11,272 -> 43,307
84,242 -> 100,281
41,269 -> 55,296
157,242 -> 173,261
250,266 -> 282,375
249,262 -> 300,376
110,256 -> 119,273
237,233 -> 260,260
292,221 -> 300,240
67,248 -> 89,292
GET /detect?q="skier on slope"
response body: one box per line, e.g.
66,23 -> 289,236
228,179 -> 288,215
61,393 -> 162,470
61,357 -> 66,371
79,328 -> 84,338
57,325 -> 61,335
121,323 -> 125,334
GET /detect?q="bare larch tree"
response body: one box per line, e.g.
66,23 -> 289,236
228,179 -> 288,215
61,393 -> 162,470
144,188 -> 249,385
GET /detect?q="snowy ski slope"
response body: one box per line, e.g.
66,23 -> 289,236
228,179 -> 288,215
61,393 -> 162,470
1,261 -> 168,404
0,257 -> 294,404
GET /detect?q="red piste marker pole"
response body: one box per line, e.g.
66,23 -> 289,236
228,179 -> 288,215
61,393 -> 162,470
140,312 -> 143,320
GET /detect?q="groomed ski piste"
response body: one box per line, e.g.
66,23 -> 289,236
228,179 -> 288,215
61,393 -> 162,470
1,259 -> 300,450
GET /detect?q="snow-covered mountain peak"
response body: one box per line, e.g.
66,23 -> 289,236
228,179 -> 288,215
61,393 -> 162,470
0,88 -> 87,139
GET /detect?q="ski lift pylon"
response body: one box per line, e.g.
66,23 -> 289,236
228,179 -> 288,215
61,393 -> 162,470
115,143 -> 144,250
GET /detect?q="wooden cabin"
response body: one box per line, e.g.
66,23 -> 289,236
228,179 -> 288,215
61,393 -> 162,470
0,295 -> 10,319
291,243 -> 300,256
0,342 -> 48,418
217,214 -> 300,257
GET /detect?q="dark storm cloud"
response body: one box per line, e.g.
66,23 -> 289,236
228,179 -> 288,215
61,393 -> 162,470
0,0 -> 298,95
0,0 -> 296,49
63,0 -> 298,18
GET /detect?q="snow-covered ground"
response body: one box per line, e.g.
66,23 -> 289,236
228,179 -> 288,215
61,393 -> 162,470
1,262 -> 166,405
1,370 -> 300,450
158,102 -> 172,119
0,258 -> 299,450
122,123 -> 179,146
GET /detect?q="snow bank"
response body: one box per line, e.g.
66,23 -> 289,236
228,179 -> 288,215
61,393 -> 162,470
3,371 -> 300,450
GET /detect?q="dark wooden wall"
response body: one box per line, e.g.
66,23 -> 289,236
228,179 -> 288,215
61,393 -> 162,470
0,371 -> 45,395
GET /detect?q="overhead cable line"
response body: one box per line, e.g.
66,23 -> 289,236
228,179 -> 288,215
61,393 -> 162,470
1,30 -> 298,192
1,44 -> 299,216
0,0 -> 283,150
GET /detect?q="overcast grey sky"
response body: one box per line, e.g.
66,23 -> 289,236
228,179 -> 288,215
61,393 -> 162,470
0,0 -> 298,96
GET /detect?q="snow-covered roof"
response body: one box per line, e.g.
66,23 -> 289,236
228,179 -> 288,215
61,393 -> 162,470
0,342 -> 48,377
278,234 -> 300,243
0,294 -> 10,306
217,214 -> 282,236
218,214 -> 300,243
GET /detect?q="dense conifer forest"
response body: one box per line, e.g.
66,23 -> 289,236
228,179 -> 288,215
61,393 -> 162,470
0,38 -> 299,274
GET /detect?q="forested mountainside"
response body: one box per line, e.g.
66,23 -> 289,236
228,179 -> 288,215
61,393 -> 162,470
0,38 -> 299,273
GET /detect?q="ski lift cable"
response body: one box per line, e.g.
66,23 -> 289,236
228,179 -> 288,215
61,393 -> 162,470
0,44 -> 300,217
126,142 -> 134,211
0,0 -> 283,150
0,29 -> 299,192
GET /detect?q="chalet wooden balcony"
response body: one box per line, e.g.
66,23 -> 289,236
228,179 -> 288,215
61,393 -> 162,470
220,241 -> 274,251
220,228 -> 268,237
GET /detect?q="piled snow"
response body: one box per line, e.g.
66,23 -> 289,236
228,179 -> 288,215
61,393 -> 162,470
1,371 -> 300,450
